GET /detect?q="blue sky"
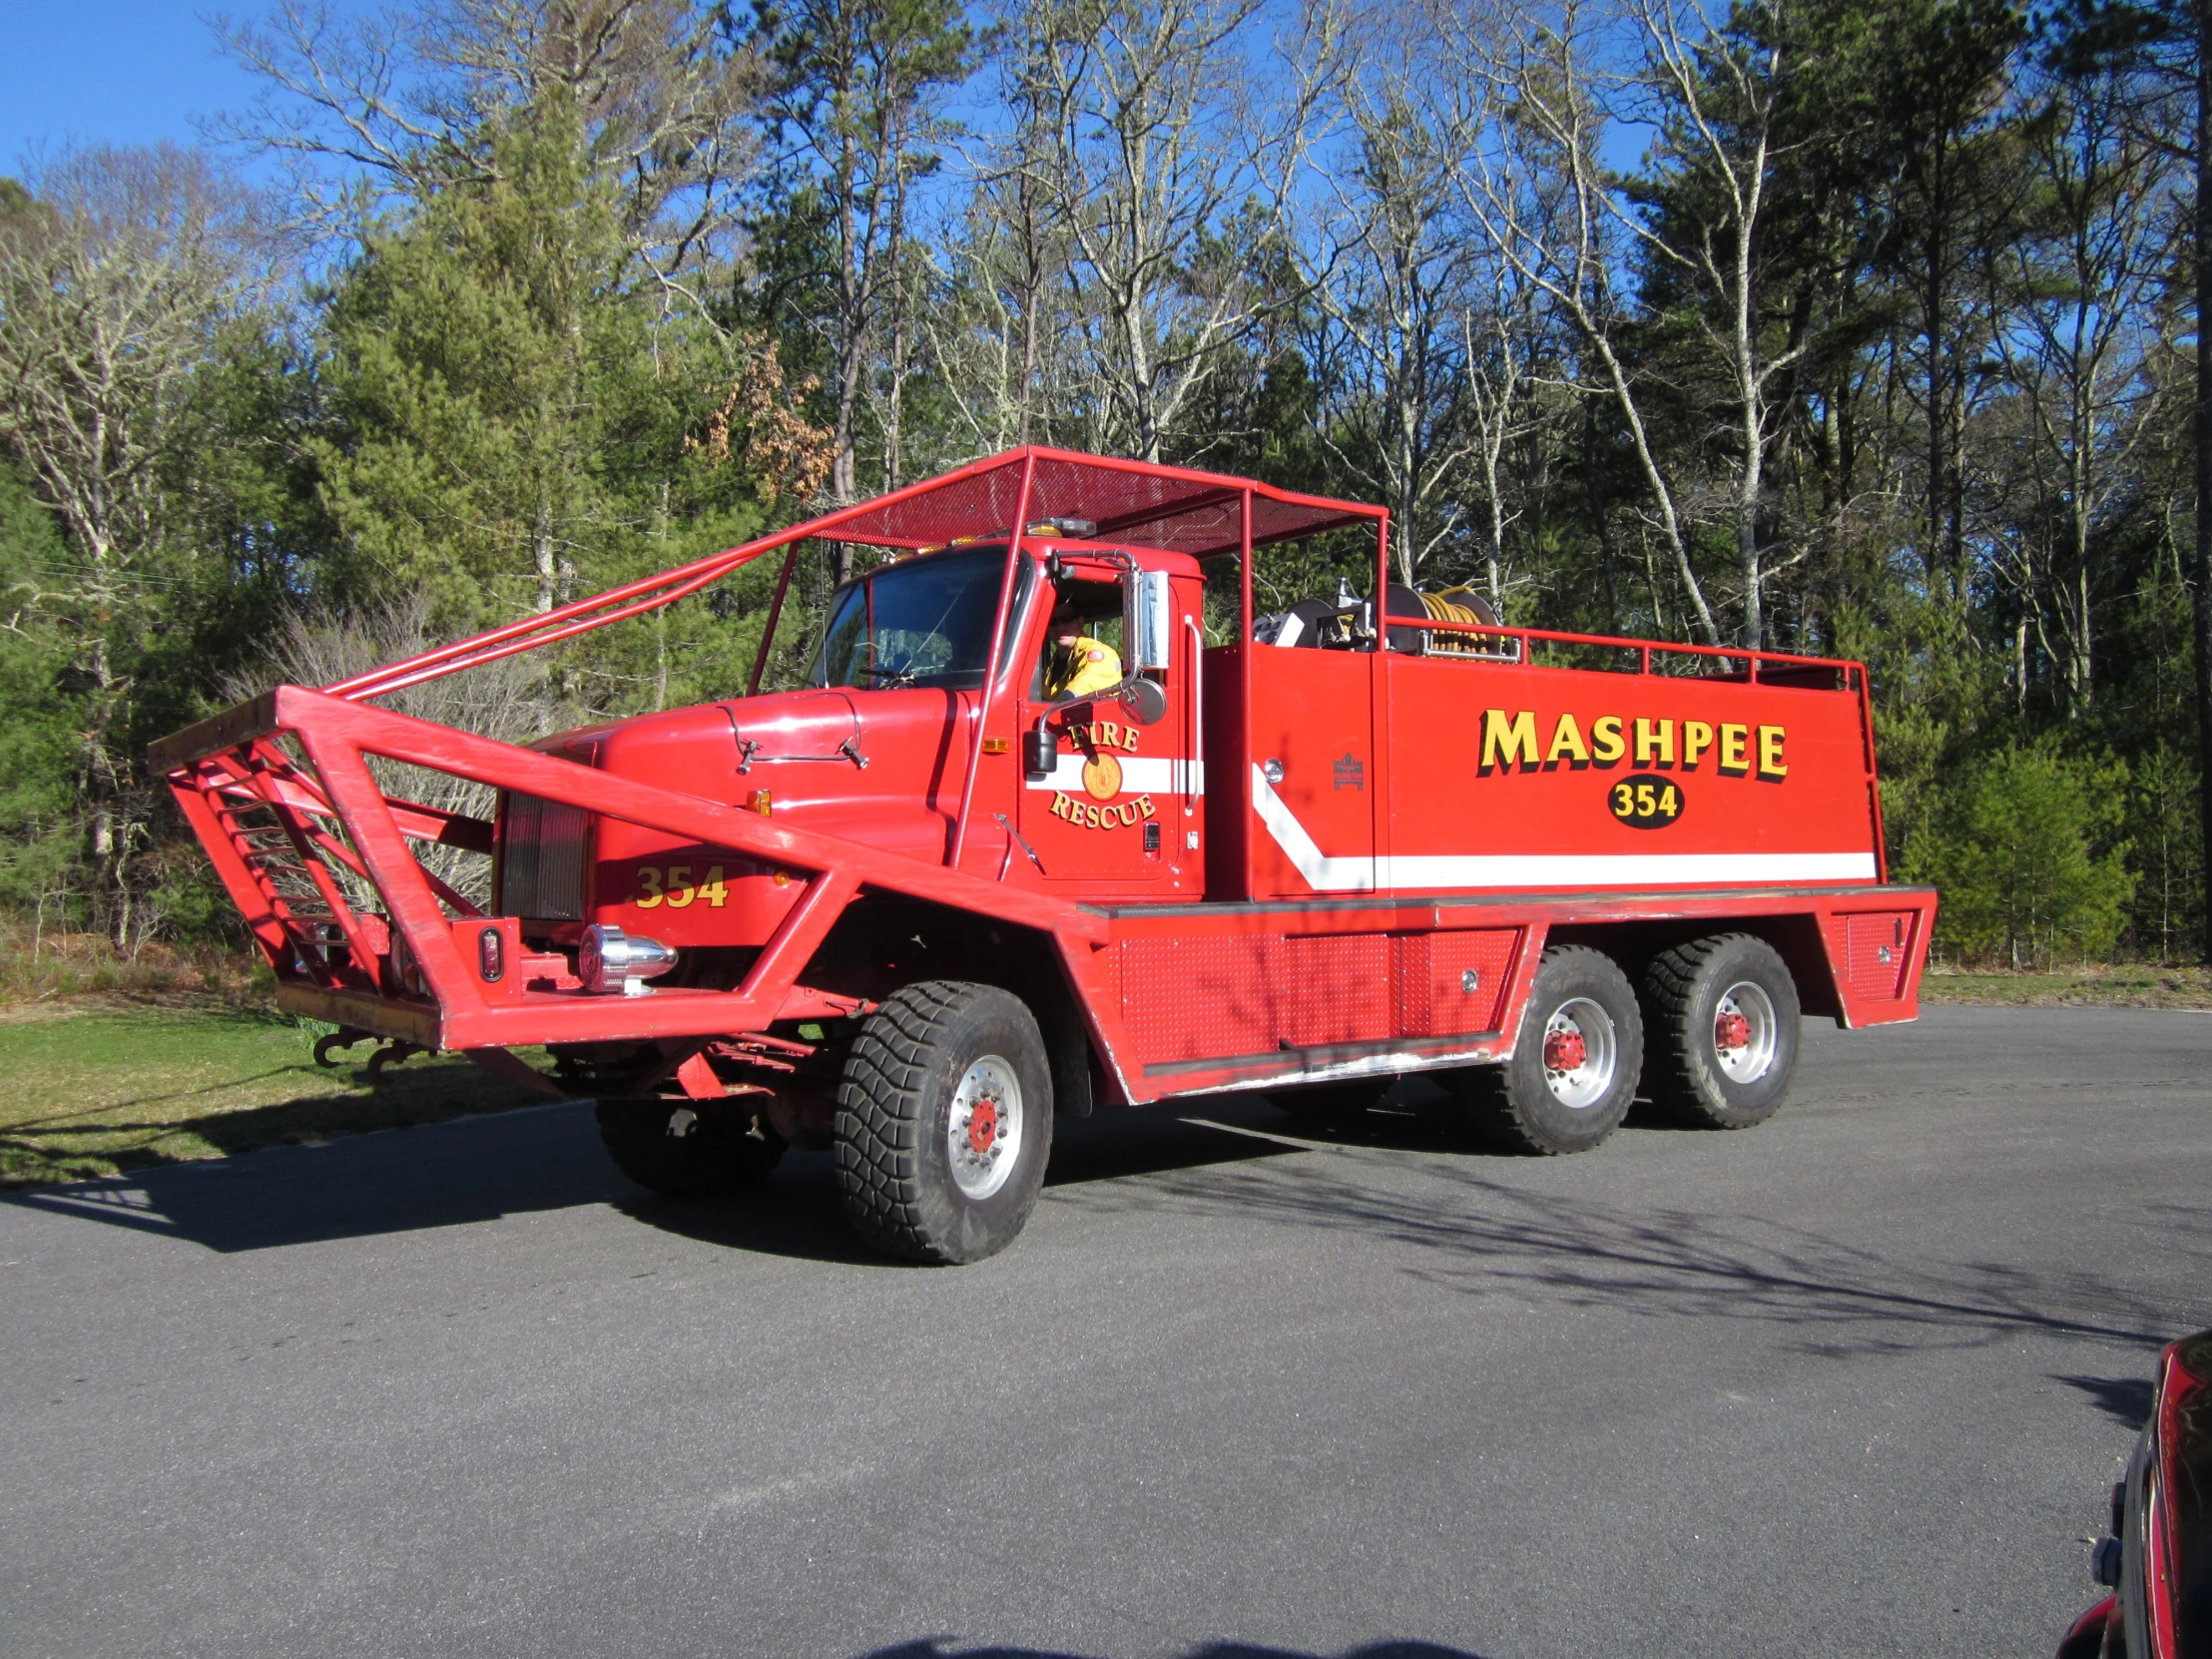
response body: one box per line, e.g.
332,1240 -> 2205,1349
1,3 -> 275,173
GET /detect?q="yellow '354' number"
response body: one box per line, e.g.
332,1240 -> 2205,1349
1611,782 -> 1680,821
636,863 -> 729,909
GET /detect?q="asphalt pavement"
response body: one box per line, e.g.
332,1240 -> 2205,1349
2,1003 -> 2208,1659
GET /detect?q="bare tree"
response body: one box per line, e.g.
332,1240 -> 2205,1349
1298,24 -> 1482,586
225,595 -> 564,907
1621,0 -> 1815,649
215,0 -> 760,307
0,145 -> 264,943
1986,49 -> 2184,712
759,0 -> 975,540
1443,0 -> 1722,644
921,154 -> 1083,457
1460,271 -> 1557,609
1295,3 -> 1565,603
1008,0 -> 1341,461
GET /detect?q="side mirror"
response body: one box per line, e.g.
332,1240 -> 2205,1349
1118,677 -> 1167,727
1130,570 -> 1172,671
1024,726 -> 1059,776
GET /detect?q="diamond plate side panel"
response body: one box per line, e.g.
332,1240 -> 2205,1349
1279,933 -> 1392,1048
1420,927 -> 1524,1032
1116,933 -> 1395,1062
1842,911 -> 1911,1000
1117,936 -> 1281,1063
1393,934 -> 1433,1035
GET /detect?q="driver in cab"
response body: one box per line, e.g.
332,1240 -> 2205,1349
1045,620 -> 1121,699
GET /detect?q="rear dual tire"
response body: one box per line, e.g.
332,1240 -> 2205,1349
1456,935 -> 1801,1152
1641,933 -> 1800,1129
1457,944 -> 1644,1155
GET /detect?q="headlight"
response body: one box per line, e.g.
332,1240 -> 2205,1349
579,924 -> 677,995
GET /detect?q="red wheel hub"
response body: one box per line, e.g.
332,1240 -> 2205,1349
1542,1028 -> 1588,1072
1714,1010 -> 1752,1052
966,1099 -> 1000,1156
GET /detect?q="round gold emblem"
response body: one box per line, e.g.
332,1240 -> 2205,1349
1081,753 -> 1123,801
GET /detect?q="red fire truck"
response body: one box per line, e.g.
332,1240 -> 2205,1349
152,447 -> 1935,1263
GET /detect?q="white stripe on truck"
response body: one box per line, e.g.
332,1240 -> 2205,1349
1024,756 -> 1205,795
1252,765 -> 1877,892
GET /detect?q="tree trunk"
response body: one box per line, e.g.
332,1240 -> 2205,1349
2195,0 -> 2212,961
534,497 -> 556,614
832,120 -> 866,585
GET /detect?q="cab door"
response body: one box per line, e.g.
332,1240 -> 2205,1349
1014,566 -> 1199,893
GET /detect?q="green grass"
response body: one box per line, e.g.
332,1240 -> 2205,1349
0,1004 -> 549,1187
1921,962 -> 2212,1009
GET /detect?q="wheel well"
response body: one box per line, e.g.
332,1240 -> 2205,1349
803,895 -> 1098,1116
1543,916 -> 1843,1026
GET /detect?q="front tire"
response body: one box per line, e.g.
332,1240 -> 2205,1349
1642,933 -> 1801,1128
1456,944 -> 1643,1155
595,1098 -> 786,1197
834,981 -> 1055,1265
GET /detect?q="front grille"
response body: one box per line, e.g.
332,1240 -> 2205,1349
498,793 -> 590,920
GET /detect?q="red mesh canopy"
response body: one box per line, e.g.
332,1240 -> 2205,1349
819,447 -> 1379,554
319,446 -> 1382,702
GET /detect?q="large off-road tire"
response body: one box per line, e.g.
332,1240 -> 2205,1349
833,981 -> 1055,1265
1642,933 -> 1801,1129
1455,944 -> 1643,1155
594,1097 -> 786,1197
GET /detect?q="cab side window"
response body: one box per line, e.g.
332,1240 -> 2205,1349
1031,578 -> 1125,698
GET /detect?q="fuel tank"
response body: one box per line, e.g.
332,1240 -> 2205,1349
496,685 -> 979,948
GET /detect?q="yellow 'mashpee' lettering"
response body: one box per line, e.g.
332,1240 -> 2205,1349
1481,708 -> 1539,770
1478,709 -> 1787,783
1546,713 -> 1590,765
1758,725 -> 1788,779
1719,724 -> 1750,773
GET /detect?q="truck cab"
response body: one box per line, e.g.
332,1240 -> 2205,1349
501,535 -> 1210,976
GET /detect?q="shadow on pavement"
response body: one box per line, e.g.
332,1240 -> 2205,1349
2053,1372 -> 2156,1430
1049,1124 -> 2191,1358
0,1093 -> 1300,1259
862,1643 -> 1489,1659
3,1100 -> 621,1254
8,1080 -> 2182,1374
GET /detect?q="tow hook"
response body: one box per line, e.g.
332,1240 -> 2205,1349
312,1028 -> 373,1068
365,1041 -> 427,1081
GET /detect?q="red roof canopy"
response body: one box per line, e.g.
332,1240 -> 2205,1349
815,447 -> 1382,555
322,447 -> 1382,701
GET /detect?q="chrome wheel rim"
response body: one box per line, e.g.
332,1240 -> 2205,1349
946,1055 -> 1023,1200
1540,997 -> 1617,1109
1712,980 -> 1779,1083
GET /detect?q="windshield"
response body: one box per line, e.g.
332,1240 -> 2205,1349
814,547 -> 1037,692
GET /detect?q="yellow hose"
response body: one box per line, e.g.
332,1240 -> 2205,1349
1419,587 -> 1499,651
